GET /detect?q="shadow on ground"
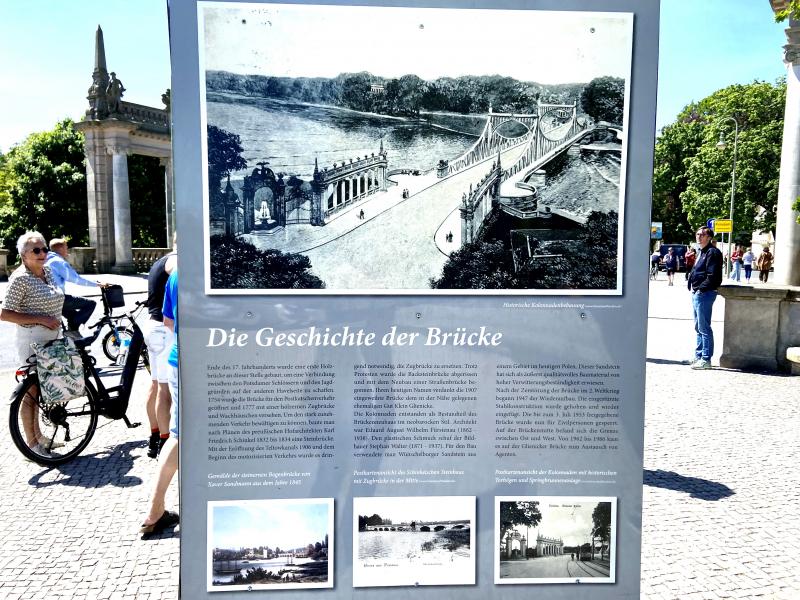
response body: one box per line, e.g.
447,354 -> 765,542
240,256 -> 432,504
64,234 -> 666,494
27,440 -> 145,488
643,469 -> 734,501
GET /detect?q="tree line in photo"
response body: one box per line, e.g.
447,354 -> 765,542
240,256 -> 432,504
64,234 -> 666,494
206,70 -> 625,124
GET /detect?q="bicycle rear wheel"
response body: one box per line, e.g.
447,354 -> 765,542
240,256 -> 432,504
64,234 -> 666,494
102,327 -> 133,362
9,375 -> 99,466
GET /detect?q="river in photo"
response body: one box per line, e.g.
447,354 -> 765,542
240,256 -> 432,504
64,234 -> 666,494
206,93 -> 479,179
211,557 -> 322,584
358,529 -> 470,562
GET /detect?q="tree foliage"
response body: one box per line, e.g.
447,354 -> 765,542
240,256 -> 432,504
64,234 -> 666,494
499,501 -> 541,541
431,211 -> 618,290
206,70 -> 588,117
209,234 -> 324,289
207,124 -> 247,194
0,119 -> 88,257
774,1 -> 800,21
0,119 -> 171,259
591,502 -> 612,559
652,80 -> 785,242
129,155 -> 167,247
580,76 -> 625,124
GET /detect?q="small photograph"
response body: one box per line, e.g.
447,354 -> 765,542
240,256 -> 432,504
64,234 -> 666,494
198,2 -> 633,294
495,496 -> 616,584
353,496 -> 475,587
207,498 -> 333,591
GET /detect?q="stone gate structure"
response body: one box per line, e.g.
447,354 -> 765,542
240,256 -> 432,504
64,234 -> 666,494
75,26 -> 173,272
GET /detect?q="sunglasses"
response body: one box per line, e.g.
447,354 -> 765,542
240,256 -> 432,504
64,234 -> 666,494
26,246 -> 48,255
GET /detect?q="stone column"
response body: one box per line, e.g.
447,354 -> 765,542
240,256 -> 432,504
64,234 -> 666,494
109,145 -> 135,273
774,16 -> 800,285
161,157 -> 175,245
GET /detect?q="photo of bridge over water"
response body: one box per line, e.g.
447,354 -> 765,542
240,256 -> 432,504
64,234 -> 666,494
353,495 -> 475,587
198,2 -> 633,294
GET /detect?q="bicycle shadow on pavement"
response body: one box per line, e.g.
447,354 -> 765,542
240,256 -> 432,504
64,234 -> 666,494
643,469 -> 734,501
27,440 -> 145,489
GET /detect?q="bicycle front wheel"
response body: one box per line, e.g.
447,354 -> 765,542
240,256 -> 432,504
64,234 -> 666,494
102,327 -> 133,362
9,375 -> 99,466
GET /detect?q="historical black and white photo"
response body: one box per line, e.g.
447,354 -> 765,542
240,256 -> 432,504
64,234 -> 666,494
496,496 -> 617,584
353,496 -> 475,587
198,2 -> 633,294
207,498 -> 333,591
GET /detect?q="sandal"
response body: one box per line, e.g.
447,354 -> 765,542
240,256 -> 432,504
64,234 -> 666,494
140,510 -> 180,539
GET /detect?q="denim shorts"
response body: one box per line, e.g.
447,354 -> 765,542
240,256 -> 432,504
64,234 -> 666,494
167,364 -> 180,439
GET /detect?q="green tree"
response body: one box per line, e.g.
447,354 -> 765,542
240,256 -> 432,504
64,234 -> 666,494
653,80 -> 785,242
0,119 -> 87,257
580,76 -> 625,124
499,501 -> 541,542
129,155 -> 167,247
774,1 -> 800,21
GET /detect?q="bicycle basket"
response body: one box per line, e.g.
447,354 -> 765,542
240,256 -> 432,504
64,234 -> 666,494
103,284 -> 125,310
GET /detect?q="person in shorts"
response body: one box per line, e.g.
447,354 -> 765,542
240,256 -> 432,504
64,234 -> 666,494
143,238 -> 177,458
140,269 -> 180,538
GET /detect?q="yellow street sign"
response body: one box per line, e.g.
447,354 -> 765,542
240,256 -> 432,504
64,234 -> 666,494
714,219 -> 733,233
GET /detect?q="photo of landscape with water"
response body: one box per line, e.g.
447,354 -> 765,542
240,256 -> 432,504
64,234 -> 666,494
198,2 -> 633,294
496,496 -> 617,584
207,498 -> 333,591
353,496 -> 475,587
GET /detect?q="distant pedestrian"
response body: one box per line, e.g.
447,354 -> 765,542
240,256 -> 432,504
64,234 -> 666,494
742,247 -> 754,283
756,246 -> 773,283
359,209 -> 364,220
684,247 -> 696,280
687,227 -> 722,370
664,247 -> 678,286
571,552 -> 575,561
729,245 -> 742,282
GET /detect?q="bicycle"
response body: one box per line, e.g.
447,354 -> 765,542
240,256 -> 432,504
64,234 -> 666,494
8,287 -> 147,466
91,286 -> 150,369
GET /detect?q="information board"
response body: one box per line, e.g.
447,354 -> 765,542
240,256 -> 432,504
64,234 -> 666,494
167,0 -> 659,597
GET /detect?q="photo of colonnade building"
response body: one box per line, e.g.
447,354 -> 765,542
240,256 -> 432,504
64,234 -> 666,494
496,497 -> 616,584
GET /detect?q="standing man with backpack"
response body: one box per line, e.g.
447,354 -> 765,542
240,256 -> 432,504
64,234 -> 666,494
687,226 -> 723,370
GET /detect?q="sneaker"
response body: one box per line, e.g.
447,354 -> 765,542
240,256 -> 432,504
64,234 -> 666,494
147,432 -> 161,459
691,359 -> 712,370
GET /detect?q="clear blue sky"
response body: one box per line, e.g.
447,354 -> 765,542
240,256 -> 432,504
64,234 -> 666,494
0,0 -> 788,152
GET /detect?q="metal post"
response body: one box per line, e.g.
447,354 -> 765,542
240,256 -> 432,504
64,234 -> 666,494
716,117 -> 739,277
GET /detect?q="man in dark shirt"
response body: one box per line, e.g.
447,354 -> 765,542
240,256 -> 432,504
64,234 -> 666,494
687,226 -> 723,369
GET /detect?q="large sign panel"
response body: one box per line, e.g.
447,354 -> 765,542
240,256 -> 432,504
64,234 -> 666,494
168,0 -> 659,597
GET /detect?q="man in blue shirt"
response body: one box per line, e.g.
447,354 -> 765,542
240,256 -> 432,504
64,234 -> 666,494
46,238 -> 103,331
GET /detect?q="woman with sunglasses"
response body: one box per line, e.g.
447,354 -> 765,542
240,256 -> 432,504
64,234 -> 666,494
1,231 -> 64,455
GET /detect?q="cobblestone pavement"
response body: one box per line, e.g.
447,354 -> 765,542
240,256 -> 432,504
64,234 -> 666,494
0,278 -> 179,599
0,276 -> 796,598
641,279 -> 800,599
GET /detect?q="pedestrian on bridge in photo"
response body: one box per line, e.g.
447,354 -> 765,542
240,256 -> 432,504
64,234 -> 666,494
687,226 -> 722,370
